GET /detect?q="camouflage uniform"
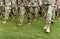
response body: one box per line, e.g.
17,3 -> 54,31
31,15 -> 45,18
57,0 -> 60,20
9,0 -> 16,20
0,0 -> 5,18
43,0 -> 56,33
0,0 -> 3,14
17,0 -> 22,12
2,0 -> 11,24
18,0 -> 27,26
26,0 -> 34,24
30,0 -> 39,21
38,0 -> 44,18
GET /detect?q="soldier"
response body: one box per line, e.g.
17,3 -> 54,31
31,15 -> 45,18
18,0 -> 27,26
2,0 -> 11,24
43,0 -> 56,33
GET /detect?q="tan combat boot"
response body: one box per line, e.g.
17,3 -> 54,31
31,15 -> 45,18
34,18 -> 36,22
59,17 -> 60,20
18,23 -> 23,27
46,26 -> 50,33
28,22 -> 31,25
1,20 -> 7,24
43,25 -> 47,30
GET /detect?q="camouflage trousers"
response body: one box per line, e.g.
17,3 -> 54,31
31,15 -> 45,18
27,6 -> 39,22
0,7 -> 5,18
38,6 -> 44,17
58,9 -> 60,18
3,7 -> 11,20
19,6 -> 26,24
9,7 -> 16,17
57,5 -> 60,18
45,5 -> 55,24
44,5 -> 56,33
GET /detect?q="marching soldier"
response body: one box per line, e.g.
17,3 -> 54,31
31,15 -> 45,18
2,0 -> 11,24
18,0 -> 27,26
43,0 -> 56,33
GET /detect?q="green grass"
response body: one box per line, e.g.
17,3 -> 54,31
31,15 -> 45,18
0,15 -> 60,39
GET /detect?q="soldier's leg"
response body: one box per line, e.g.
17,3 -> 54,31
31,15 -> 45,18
57,8 -> 60,20
1,12 -> 5,18
38,7 -> 43,19
58,6 -> 60,20
58,12 -> 60,20
58,10 -> 60,20
34,7 -> 38,21
18,6 -> 26,26
0,12 -> 3,17
51,9 -> 55,23
27,12 -> 31,25
44,13 -> 52,33
32,7 -> 37,22
2,9 -> 11,24
9,8 -> 16,20
27,7 -> 33,25
0,7 -> 5,18
44,5 -> 53,33
46,15 -> 52,33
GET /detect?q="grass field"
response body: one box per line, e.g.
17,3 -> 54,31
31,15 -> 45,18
0,15 -> 60,39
